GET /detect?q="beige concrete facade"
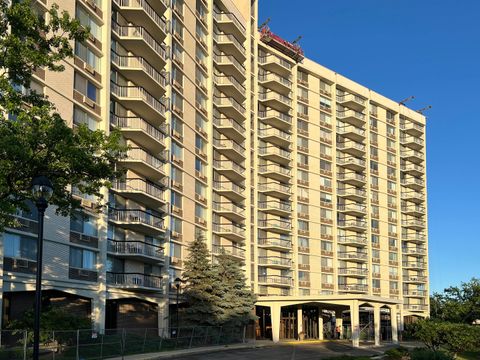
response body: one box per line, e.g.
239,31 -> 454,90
0,0 -> 428,343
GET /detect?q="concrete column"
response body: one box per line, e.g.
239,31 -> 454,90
335,310 -> 343,339
318,310 -> 324,340
374,304 -> 381,346
297,307 -> 303,337
91,296 -> 105,334
271,304 -> 281,343
391,306 -> 399,344
158,299 -> 169,333
350,300 -> 360,347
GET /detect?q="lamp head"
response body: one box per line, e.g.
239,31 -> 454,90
174,277 -> 182,288
31,175 -> 53,203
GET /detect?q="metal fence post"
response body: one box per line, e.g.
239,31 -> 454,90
121,328 -> 126,360
242,325 -> 246,343
217,326 -> 222,345
159,328 -> 164,352
142,328 -> 147,353
52,331 -> 55,360
23,330 -> 27,360
188,327 -> 195,348
100,332 -> 104,360
76,329 -> 80,360
204,326 -> 209,345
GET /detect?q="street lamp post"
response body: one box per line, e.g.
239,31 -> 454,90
173,277 -> 183,335
31,175 -> 53,360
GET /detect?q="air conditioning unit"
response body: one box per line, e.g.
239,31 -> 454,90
84,62 -> 95,75
83,96 -> 95,108
81,198 -> 95,209
14,259 -> 28,268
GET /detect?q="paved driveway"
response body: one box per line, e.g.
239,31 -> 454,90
168,341 -> 392,360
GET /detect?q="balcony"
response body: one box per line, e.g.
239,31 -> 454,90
258,256 -> 292,269
403,289 -> 427,297
118,148 -> 165,181
336,125 -> 366,142
212,244 -> 246,260
107,272 -> 164,292
402,233 -> 426,244
112,178 -> 167,211
213,160 -> 245,182
258,91 -> 292,112
213,74 -> 246,101
337,235 -> 368,247
213,10 -> 246,41
111,21 -> 167,69
108,208 -> 165,236
401,191 -> 425,204
111,51 -> 166,97
258,238 -> 292,251
258,54 -> 292,77
258,146 -> 291,165
403,304 -> 428,312
337,203 -> 367,217
401,177 -> 424,191
258,126 -> 291,147
336,93 -> 366,111
213,181 -> 245,202
337,140 -> 366,157
337,173 -> 366,187
112,0 -> 167,41
213,32 -> 246,61
336,109 -> 366,127
110,114 -> 165,153
338,268 -> 368,277
337,156 -> 366,171
338,284 -> 368,293
402,247 -> 427,256
400,135 -> 424,150
258,109 -> 292,131
213,114 -> 246,141
212,201 -> 245,223
107,239 -> 164,263
402,219 -> 426,230
403,275 -> 428,283
258,182 -> 291,199
213,52 -> 246,81
402,261 -> 426,270
258,275 -> 292,287
402,204 -> 426,216
213,95 -> 246,122
337,220 -> 367,232
401,148 -> 424,164
401,163 -> 424,176
258,200 -> 291,216
258,219 -> 291,234
213,138 -> 246,162
110,82 -> 166,126
337,187 -> 367,202
258,163 -> 291,182
400,121 -> 424,137
212,223 -> 245,242
259,72 -> 292,95
338,251 -> 368,262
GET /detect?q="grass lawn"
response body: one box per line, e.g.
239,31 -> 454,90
457,351 -> 480,360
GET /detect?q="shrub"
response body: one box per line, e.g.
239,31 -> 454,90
409,348 -> 453,360
385,346 -> 410,359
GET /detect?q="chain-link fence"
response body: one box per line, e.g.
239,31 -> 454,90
0,326 -> 251,360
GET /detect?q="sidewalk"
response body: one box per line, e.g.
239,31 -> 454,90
108,341 -> 270,360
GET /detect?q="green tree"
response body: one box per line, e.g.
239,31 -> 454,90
0,0 -> 125,231
182,236 -> 221,326
430,278 -> 480,324
213,251 -> 256,327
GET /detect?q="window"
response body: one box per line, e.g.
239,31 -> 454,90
387,152 -> 396,164
371,205 -> 379,216
70,212 -> 98,237
388,195 -> 396,207
195,180 -> 206,197
320,80 -> 331,94
298,220 -> 309,231
74,107 -> 99,130
299,254 -> 309,265
370,160 -> 378,171
298,203 -> 309,215
195,204 -> 206,219
298,237 -> 309,248
297,103 -> 308,116
320,208 -> 332,220
387,181 -> 396,191
371,175 -> 379,187
372,279 -> 380,289
372,264 -> 380,274
171,191 -> 182,208
298,70 -> 308,83
171,166 -> 183,183
172,65 -> 183,87
75,42 -> 101,71
195,134 -> 206,152
371,219 -> 379,230
370,146 -> 378,158
172,91 -> 184,112
320,112 -> 331,125
298,271 -> 309,281
70,247 -> 97,270
172,116 -> 183,137
77,5 -> 101,40
372,249 -> 380,259
386,110 -> 395,122
297,136 -> 308,150
321,257 -> 332,268
370,104 -> 378,115
298,86 -> 308,100
172,142 -> 183,159
297,119 -> 308,133
297,153 -> 308,166
389,237 -> 397,248
389,252 -> 398,262
172,40 -> 184,64
370,117 -> 378,129
387,125 -> 395,136
388,223 -> 397,234
371,190 -> 379,202
370,132 -> 378,143
320,192 -> 332,204
196,112 -> 208,132
4,233 -> 36,260
387,167 -> 396,178
172,17 -> 184,39
173,0 -> 184,15
195,157 -> 206,175
74,73 -> 99,102
322,274 -> 333,284
371,234 -> 379,246
298,169 -> 309,182
320,128 -> 332,141
320,144 -> 331,157
387,138 -> 396,149
321,240 -> 332,252
320,160 -> 331,172
320,225 -> 332,236
390,281 -> 398,290
298,187 -> 309,199
320,176 -> 331,188
320,96 -> 331,109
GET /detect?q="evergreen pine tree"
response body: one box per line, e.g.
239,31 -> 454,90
214,252 -> 256,327
182,236 -> 220,326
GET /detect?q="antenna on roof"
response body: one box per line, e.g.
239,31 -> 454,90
292,35 -> 303,45
416,105 -> 432,114
399,96 -> 415,105
258,18 -> 270,30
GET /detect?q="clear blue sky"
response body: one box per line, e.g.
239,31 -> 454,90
259,0 -> 480,293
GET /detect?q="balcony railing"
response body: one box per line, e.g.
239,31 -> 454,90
212,244 -> 246,259
213,160 -> 245,175
337,204 -> 367,213
258,146 -> 291,160
258,219 -> 291,230
110,114 -> 165,144
113,0 -> 167,34
113,178 -> 165,200
337,187 -> 367,198
337,251 -> 368,261
338,284 -> 368,292
337,235 -> 368,246
336,93 -> 366,106
259,72 -> 292,87
258,238 -> 292,249
124,148 -> 165,171
107,239 -> 164,259
213,96 -> 246,115
258,275 -> 292,286
258,126 -> 291,141
107,272 -> 163,290
108,208 -> 165,230
337,172 -> 366,182
212,201 -> 245,216
258,54 -> 292,70
337,156 -> 366,167
213,115 -> 246,134
258,109 -> 292,124
213,10 -> 246,32
111,51 -> 166,87
212,223 -> 245,237
213,138 -> 245,154
258,256 -> 292,267
110,82 -> 167,116
258,91 -> 292,106
213,74 -> 246,92
213,52 -> 245,74
403,304 -> 428,311
338,268 -> 368,276
213,32 -> 245,53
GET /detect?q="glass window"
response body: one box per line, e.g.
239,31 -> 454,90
320,112 -> 331,125
69,247 -> 97,270
297,119 -> 308,132
74,107 -> 99,130
320,176 -> 331,188
322,274 -> 333,284
75,42 -> 101,71
320,192 -> 332,203
70,212 -> 98,237
321,241 -> 332,251
4,233 -> 37,260
298,237 -> 309,248
172,116 -> 183,136
320,96 -> 331,109
77,5 -> 101,40
74,72 -> 98,102
320,144 -> 331,156
171,217 -> 182,233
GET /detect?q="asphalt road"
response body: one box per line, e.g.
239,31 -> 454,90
168,341 -> 390,360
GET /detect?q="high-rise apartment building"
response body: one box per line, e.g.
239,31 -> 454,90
0,0 -> 428,346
